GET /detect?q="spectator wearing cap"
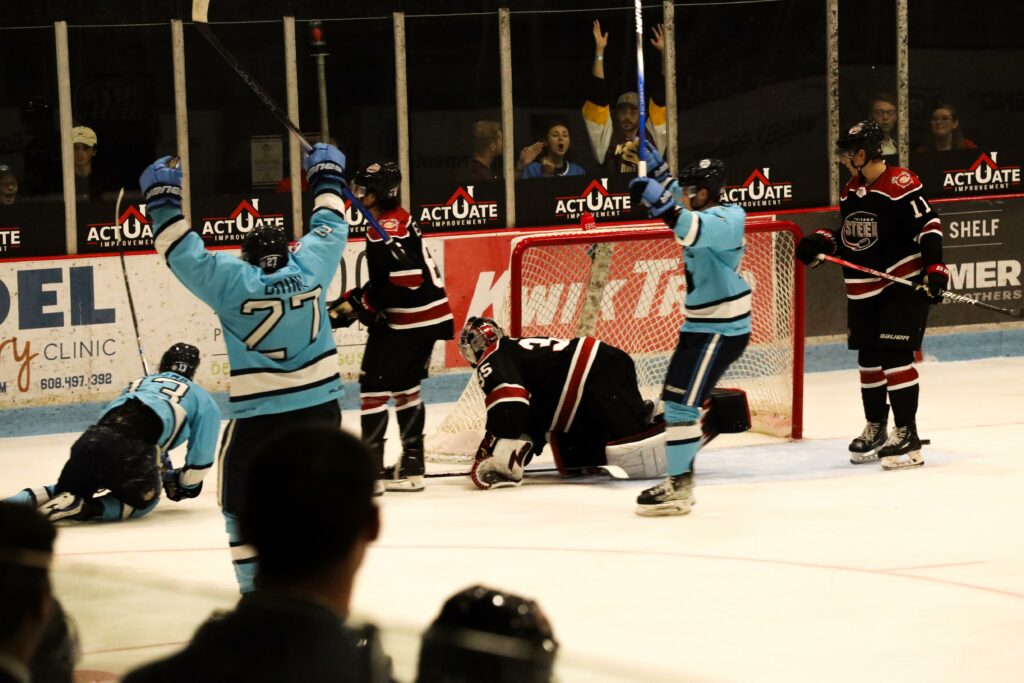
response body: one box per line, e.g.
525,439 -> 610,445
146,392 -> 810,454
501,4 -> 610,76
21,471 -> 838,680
71,126 -> 101,201
0,502 -> 57,683
583,19 -> 668,175
122,425 -> 392,683
0,166 -> 17,206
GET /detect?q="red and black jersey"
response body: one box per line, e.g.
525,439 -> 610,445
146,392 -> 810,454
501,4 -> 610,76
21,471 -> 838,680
364,207 -> 454,339
475,336 -> 605,443
833,165 -> 943,301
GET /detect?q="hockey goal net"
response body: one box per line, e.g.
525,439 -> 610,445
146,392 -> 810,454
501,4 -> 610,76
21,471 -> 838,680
426,219 -> 804,462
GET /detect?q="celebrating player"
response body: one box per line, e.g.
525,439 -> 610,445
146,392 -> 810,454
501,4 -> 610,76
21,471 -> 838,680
795,120 -> 946,470
328,162 -> 453,495
629,147 -> 752,516
458,317 -> 666,490
4,344 -> 220,523
140,143 -> 348,592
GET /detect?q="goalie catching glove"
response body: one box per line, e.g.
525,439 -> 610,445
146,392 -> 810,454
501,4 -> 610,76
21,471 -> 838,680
470,432 -> 533,490
327,287 -> 386,329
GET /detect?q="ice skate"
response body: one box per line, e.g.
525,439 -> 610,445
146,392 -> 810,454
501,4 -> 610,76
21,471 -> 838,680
636,472 -> 694,517
878,425 -> 924,470
849,420 -> 887,464
38,492 -> 85,522
384,450 -> 425,492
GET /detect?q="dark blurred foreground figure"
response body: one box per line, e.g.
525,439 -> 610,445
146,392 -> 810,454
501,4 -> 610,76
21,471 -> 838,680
416,585 -> 558,683
0,502 -> 79,683
123,426 -> 392,683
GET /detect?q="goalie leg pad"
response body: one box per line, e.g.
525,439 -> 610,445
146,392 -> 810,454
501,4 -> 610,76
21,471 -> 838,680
470,434 -> 532,490
702,388 -> 751,438
605,420 -> 668,479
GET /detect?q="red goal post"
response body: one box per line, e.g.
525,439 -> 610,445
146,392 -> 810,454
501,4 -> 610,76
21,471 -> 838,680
425,219 -> 805,462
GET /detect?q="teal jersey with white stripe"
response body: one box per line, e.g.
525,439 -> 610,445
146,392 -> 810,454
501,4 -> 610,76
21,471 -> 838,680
104,372 -> 221,474
151,191 -> 349,418
668,201 -> 752,336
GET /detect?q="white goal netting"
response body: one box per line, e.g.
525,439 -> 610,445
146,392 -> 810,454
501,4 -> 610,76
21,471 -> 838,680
426,221 -> 804,462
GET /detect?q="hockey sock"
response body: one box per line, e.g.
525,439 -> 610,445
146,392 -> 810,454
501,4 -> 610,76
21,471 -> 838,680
664,401 -> 702,475
95,494 -> 155,521
225,513 -> 257,594
361,390 -> 390,466
4,485 -> 57,507
857,350 -> 889,423
394,387 -> 425,452
880,352 -> 919,428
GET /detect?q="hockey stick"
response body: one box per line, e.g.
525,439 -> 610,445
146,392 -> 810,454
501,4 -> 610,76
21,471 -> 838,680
425,465 -> 630,480
634,0 -> 647,177
818,253 -> 1024,318
114,187 -> 150,375
191,0 -> 412,266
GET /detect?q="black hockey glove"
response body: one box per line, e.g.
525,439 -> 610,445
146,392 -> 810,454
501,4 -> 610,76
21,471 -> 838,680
162,469 -> 202,502
918,263 -> 949,304
795,230 -> 837,266
328,288 -> 386,329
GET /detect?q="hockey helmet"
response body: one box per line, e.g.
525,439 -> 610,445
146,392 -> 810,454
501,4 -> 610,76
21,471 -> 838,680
458,316 -> 504,367
677,157 -> 726,196
837,120 -> 884,160
417,585 -> 558,683
159,342 -> 200,380
241,224 -> 290,273
352,161 -> 401,200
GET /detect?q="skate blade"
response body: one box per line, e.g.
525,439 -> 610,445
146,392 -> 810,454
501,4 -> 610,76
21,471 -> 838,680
849,450 -> 879,465
880,451 -> 924,470
385,476 -> 425,492
635,500 -> 693,517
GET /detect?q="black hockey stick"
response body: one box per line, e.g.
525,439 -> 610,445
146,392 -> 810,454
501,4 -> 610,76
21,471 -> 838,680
191,0 -> 413,266
114,187 -> 150,375
819,254 -> 1024,318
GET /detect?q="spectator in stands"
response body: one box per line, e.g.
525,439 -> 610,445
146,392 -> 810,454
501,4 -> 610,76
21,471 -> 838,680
458,120 -> 503,184
583,19 -> 667,175
123,425 -> 391,683
869,93 -> 898,156
516,120 -> 586,179
0,502 -> 58,683
0,165 -> 18,205
72,126 -> 102,201
916,103 -> 977,152
416,585 -> 558,683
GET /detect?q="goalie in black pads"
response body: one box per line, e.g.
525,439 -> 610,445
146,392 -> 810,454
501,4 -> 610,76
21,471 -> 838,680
328,162 -> 454,494
458,317 -> 667,489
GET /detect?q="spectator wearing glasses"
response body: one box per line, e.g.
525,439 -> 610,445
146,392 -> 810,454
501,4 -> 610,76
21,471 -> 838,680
916,103 -> 976,153
868,93 -> 898,157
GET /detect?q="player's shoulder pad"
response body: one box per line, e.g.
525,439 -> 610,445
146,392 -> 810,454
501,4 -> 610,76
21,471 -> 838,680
872,166 -> 922,200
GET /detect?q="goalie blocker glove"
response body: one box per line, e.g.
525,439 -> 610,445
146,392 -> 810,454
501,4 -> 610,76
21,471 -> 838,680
139,156 -> 182,211
470,433 -> 533,490
795,230 -> 837,266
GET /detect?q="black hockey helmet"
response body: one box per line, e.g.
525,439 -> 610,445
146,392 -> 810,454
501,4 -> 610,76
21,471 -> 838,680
458,316 -> 504,367
837,120 -> 884,160
241,225 -> 290,273
159,342 -> 200,380
352,161 -> 401,200
417,585 -> 558,683
678,157 -> 727,196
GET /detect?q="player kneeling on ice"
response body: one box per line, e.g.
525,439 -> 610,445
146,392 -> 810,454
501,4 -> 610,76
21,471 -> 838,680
629,146 -> 752,516
458,316 -> 668,490
4,344 -> 220,522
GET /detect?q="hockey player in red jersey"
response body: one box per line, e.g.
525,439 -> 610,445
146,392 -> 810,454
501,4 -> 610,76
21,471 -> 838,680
328,162 -> 454,494
458,317 -> 668,489
796,120 -> 948,470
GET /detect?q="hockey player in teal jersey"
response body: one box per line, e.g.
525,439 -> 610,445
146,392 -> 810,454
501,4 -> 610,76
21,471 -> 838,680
140,143 -> 349,592
629,145 -> 752,516
5,343 -> 221,523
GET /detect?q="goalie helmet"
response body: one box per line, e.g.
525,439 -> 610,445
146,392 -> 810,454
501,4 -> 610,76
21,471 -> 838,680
837,120 -> 884,160
352,161 -> 401,200
159,342 -> 200,380
458,316 -> 504,367
417,585 -> 558,683
678,157 -> 726,196
241,225 -> 290,273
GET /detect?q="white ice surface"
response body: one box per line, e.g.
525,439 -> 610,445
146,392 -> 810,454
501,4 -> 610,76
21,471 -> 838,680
2,357 -> 1023,682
